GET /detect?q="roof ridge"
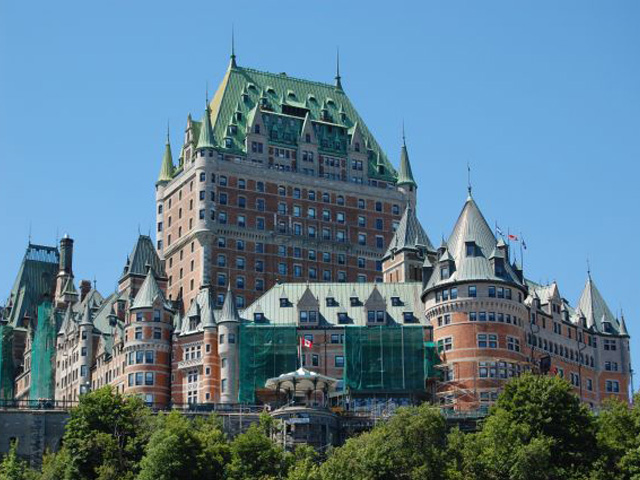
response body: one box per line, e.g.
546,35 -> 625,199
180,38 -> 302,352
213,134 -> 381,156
236,66 -> 338,90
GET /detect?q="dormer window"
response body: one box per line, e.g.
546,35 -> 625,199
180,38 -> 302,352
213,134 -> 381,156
350,296 -> 359,307
465,242 -> 476,257
440,267 -> 450,280
403,312 -> 415,323
326,297 -> 337,307
228,125 -> 237,135
279,297 -> 290,307
225,138 -> 233,148
367,310 -> 385,324
253,312 -> 264,322
299,310 -> 318,323
391,297 -> 402,307
254,125 -> 261,134
338,312 -> 349,324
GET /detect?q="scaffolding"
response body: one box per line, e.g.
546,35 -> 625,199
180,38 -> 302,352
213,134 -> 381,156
0,324 -> 14,400
238,324 -> 298,404
343,326 -> 429,392
30,301 -> 56,401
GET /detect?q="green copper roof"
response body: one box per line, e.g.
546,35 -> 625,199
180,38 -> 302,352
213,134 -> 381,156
157,136 -> 174,183
132,271 -> 169,310
397,141 -> 416,187
206,64 -> 397,182
196,106 -> 215,150
383,205 -> 434,259
4,244 -> 59,328
121,235 -> 166,279
577,274 -> 620,334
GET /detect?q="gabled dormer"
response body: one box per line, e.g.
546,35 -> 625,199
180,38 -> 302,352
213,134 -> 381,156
298,286 -> 319,325
299,113 -> 317,145
365,286 -> 386,324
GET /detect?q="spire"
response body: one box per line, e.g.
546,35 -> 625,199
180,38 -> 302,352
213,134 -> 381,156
157,125 -> 174,183
230,25 -> 237,69
396,127 -> 417,188
219,285 -> 239,323
196,98 -> 215,150
79,301 -> 92,327
577,273 -> 617,332
131,270 -> 167,310
619,311 -> 629,336
335,47 -> 343,90
467,162 -> 472,197
382,205 -> 434,260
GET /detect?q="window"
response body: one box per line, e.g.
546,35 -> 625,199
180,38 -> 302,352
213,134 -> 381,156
153,328 -> 161,340
437,337 -> 453,351
440,267 -> 450,280
605,361 -> 619,372
358,233 -> 366,246
375,201 -> 382,212
135,327 -> 142,340
606,380 -> 620,393
468,286 -> 477,297
145,372 -> 154,386
469,312 -> 477,322
507,336 -> 520,352
603,339 -> 617,351
488,286 -> 496,298
478,333 -> 498,348
465,242 -> 475,257
312,354 -> 319,367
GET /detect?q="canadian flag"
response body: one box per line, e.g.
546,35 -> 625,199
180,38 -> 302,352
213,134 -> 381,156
508,234 -> 519,241
302,338 -> 313,348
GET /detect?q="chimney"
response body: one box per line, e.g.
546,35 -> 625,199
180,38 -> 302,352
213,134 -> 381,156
80,280 -> 92,302
59,234 -> 74,275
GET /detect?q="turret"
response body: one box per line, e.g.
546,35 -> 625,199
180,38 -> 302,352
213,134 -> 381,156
218,285 -> 240,404
55,235 -> 78,309
78,301 -> 93,395
396,131 -> 417,208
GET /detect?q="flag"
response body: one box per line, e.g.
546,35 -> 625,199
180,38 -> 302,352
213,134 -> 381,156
522,238 -> 527,250
496,225 -> 504,236
508,234 -> 519,241
302,338 -> 313,348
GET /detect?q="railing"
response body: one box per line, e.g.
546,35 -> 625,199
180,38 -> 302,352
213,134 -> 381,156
0,399 -> 79,411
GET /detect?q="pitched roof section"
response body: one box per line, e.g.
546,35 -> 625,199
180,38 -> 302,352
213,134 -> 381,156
205,63 -> 397,183
121,235 -> 165,279
242,282 -> 425,327
4,244 -> 59,328
131,271 -> 169,310
180,286 -> 217,334
577,274 -> 620,333
383,206 -> 434,260
426,194 -> 523,289
396,140 -> 416,187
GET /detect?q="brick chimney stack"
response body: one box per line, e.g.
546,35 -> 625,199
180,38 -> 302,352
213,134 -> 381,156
80,280 -> 92,302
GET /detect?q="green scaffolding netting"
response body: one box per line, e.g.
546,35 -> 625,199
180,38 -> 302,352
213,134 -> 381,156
0,324 -> 15,400
30,301 -> 56,401
238,324 -> 298,404
344,326 -> 427,392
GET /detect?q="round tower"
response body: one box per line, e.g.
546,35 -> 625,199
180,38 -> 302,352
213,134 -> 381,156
218,286 -> 240,404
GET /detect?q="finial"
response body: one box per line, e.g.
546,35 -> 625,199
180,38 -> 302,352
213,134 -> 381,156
28,222 -> 32,244
467,162 -> 472,196
587,258 -> 591,279
335,47 -> 342,90
166,120 -> 170,144
205,82 -> 209,106
402,120 -> 406,146
230,25 -> 237,68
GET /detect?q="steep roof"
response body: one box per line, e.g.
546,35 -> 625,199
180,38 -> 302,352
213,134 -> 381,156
157,135 -> 174,183
425,194 -> 523,289
242,282 -> 425,326
577,274 -> 620,334
396,141 -> 416,187
196,105 -> 215,150
121,235 -> 165,279
4,244 -> 59,328
200,62 -> 397,183
131,271 -> 169,310
179,286 -> 217,334
219,286 -> 239,323
383,205 -> 434,259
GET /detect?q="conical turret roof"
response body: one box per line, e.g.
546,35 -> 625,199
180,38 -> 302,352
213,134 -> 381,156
219,285 -> 239,323
158,134 -> 174,183
132,270 -> 167,310
396,140 -> 416,188
196,105 -> 215,150
383,205 -> 434,259
577,273 -> 619,333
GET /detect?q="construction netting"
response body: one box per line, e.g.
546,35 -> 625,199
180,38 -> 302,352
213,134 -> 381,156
424,341 -> 442,378
30,301 -> 56,401
0,324 -> 14,400
238,324 -> 298,403
344,326 -> 428,392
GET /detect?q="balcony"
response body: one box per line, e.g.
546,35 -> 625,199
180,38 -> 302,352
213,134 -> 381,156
177,357 -> 203,370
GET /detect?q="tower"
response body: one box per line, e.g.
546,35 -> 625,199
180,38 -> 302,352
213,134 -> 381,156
218,285 -> 240,404
396,132 -> 417,209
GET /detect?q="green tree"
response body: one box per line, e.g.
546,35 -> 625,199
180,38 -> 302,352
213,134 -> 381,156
227,423 -> 288,480
286,446 -> 321,480
0,441 -> 37,480
321,403 -> 448,480
137,412 -> 230,480
456,373 -> 597,480
60,386 -> 152,480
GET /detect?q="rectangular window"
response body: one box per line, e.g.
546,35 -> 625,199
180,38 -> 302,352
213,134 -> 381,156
507,336 -> 520,352
145,372 -> 154,386
335,356 -> 344,368
488,286 -> 496,298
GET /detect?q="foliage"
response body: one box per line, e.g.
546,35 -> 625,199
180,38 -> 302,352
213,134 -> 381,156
0,441 -> 38,480
58,386 -> 152,480
227,423 -> 288,480
321,403 -> 448,480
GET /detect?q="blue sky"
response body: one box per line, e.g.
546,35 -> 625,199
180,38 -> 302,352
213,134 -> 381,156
1,2 -> 639,377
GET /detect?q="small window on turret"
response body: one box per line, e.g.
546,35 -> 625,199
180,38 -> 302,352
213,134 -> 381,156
440,267 -> 450,280
465,242 -> 476,257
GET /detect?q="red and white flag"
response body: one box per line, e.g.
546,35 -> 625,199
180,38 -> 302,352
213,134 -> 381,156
508,234 -> 519,241
302,338 -> 313,348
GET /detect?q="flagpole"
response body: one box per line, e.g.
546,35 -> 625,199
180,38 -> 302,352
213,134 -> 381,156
520,232 -> 524,272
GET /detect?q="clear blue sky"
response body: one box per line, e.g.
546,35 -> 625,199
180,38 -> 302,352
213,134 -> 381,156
1,2 -> 639,379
